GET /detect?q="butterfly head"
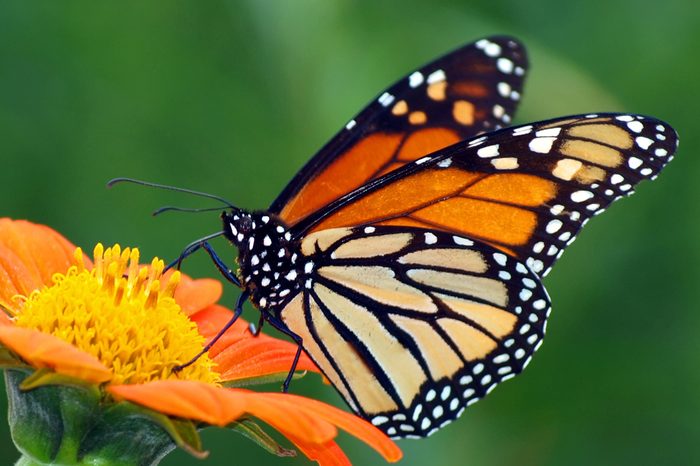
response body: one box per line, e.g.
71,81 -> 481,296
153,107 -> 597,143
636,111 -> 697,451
221,209 -> 301,310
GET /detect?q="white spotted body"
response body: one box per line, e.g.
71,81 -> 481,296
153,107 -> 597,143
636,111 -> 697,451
223,211 -> 304,311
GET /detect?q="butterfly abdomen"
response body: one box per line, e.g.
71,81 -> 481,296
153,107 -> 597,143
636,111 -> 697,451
222,210 -> 303,310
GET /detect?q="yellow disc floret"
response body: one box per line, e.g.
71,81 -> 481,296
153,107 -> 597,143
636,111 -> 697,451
14,244 -> 219,385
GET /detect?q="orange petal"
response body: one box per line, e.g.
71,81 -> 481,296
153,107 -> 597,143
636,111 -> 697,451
0,326 -> 111,383
214,333 -> 320,381
0,311 -> 12,326
286,435 -> 351,466
235,390 -> 338,443
253,393 -> 402,463
190,304 -> 249,350
173,275 -> 222,316
190,303 -> 321,380
108,380 -> 247,426
0,219 -> 87,313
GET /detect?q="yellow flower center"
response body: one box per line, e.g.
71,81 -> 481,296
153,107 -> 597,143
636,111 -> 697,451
14,244 -> 219,386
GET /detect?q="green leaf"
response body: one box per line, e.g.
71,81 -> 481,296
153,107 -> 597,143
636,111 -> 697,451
230,418 -> 297,458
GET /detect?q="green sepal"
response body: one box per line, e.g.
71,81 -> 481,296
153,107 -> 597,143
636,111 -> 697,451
222,370 -> 307,388
19,368 -> 101,393
229,417 -> 296,458
14,455 -> 44,466
5,369 -> 200,465
0,347 -> 30,370
6,366 -> 306,464
5,368 -> 102,464
77,401 -> 183,465
136,408 -> 207,460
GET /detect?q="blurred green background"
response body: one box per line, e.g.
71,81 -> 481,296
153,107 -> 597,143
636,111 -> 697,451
1,1 -> 698,465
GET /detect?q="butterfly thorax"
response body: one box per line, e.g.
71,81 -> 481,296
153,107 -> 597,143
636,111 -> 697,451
222,210 -> 302,312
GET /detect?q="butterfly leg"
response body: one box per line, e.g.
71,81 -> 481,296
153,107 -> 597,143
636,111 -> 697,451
174,290 -> 250,372
165,231 -> 224,270
167,240 -> 241,288
263,315 -> 303,393
249,313 -> 265,336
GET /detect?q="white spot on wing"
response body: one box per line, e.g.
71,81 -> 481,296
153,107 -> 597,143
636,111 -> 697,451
571,190 -> 594,203
493,253 -> 507,266
496,57 -> 514,74
493,353 -> 510,364
483,41 -> 502,57
513,125 -> 532,136
550,204 -> 564,215
627,121 -> 644,133
378,92 -> 395,107
427,69 -> 446,84
628,156 -> 643,169
468,135 -> 488,147
497,82 -> 511,97
453,236 -> 473,246
409,71 -> 424,88
529,137 -> 556,154
536,127 -> 561,137
477,144 -> 500,158
491,157 -> 519,170
636,136 -> 653,149
493,104 -> 505,118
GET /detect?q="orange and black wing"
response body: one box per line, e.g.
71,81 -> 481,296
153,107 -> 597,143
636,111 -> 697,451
280,225 -> 550,438
290,114 -> 678,277
270,36 -> 528,226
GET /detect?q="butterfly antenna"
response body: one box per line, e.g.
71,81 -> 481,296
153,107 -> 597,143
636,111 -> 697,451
152,205 -> 226,217
107,177 -> 238,210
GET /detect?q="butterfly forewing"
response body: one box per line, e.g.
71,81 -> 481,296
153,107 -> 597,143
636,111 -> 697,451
279,225 -> 550,438
271,36 -> 528,227
292,114 -> 678,277
137,33 -> 680,444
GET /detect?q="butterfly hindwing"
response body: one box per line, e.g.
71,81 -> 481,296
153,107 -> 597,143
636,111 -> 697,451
278,225 -> 550,438
293,114 -> 678,277
271,36 -> 528,227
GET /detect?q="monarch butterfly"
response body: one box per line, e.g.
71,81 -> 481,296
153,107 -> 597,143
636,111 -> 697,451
112,36 -> 678,439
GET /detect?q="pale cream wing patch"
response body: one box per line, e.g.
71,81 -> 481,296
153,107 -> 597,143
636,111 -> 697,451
281,225 -> 551,439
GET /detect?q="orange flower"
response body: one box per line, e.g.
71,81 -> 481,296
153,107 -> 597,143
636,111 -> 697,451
0,218 -> 401,465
